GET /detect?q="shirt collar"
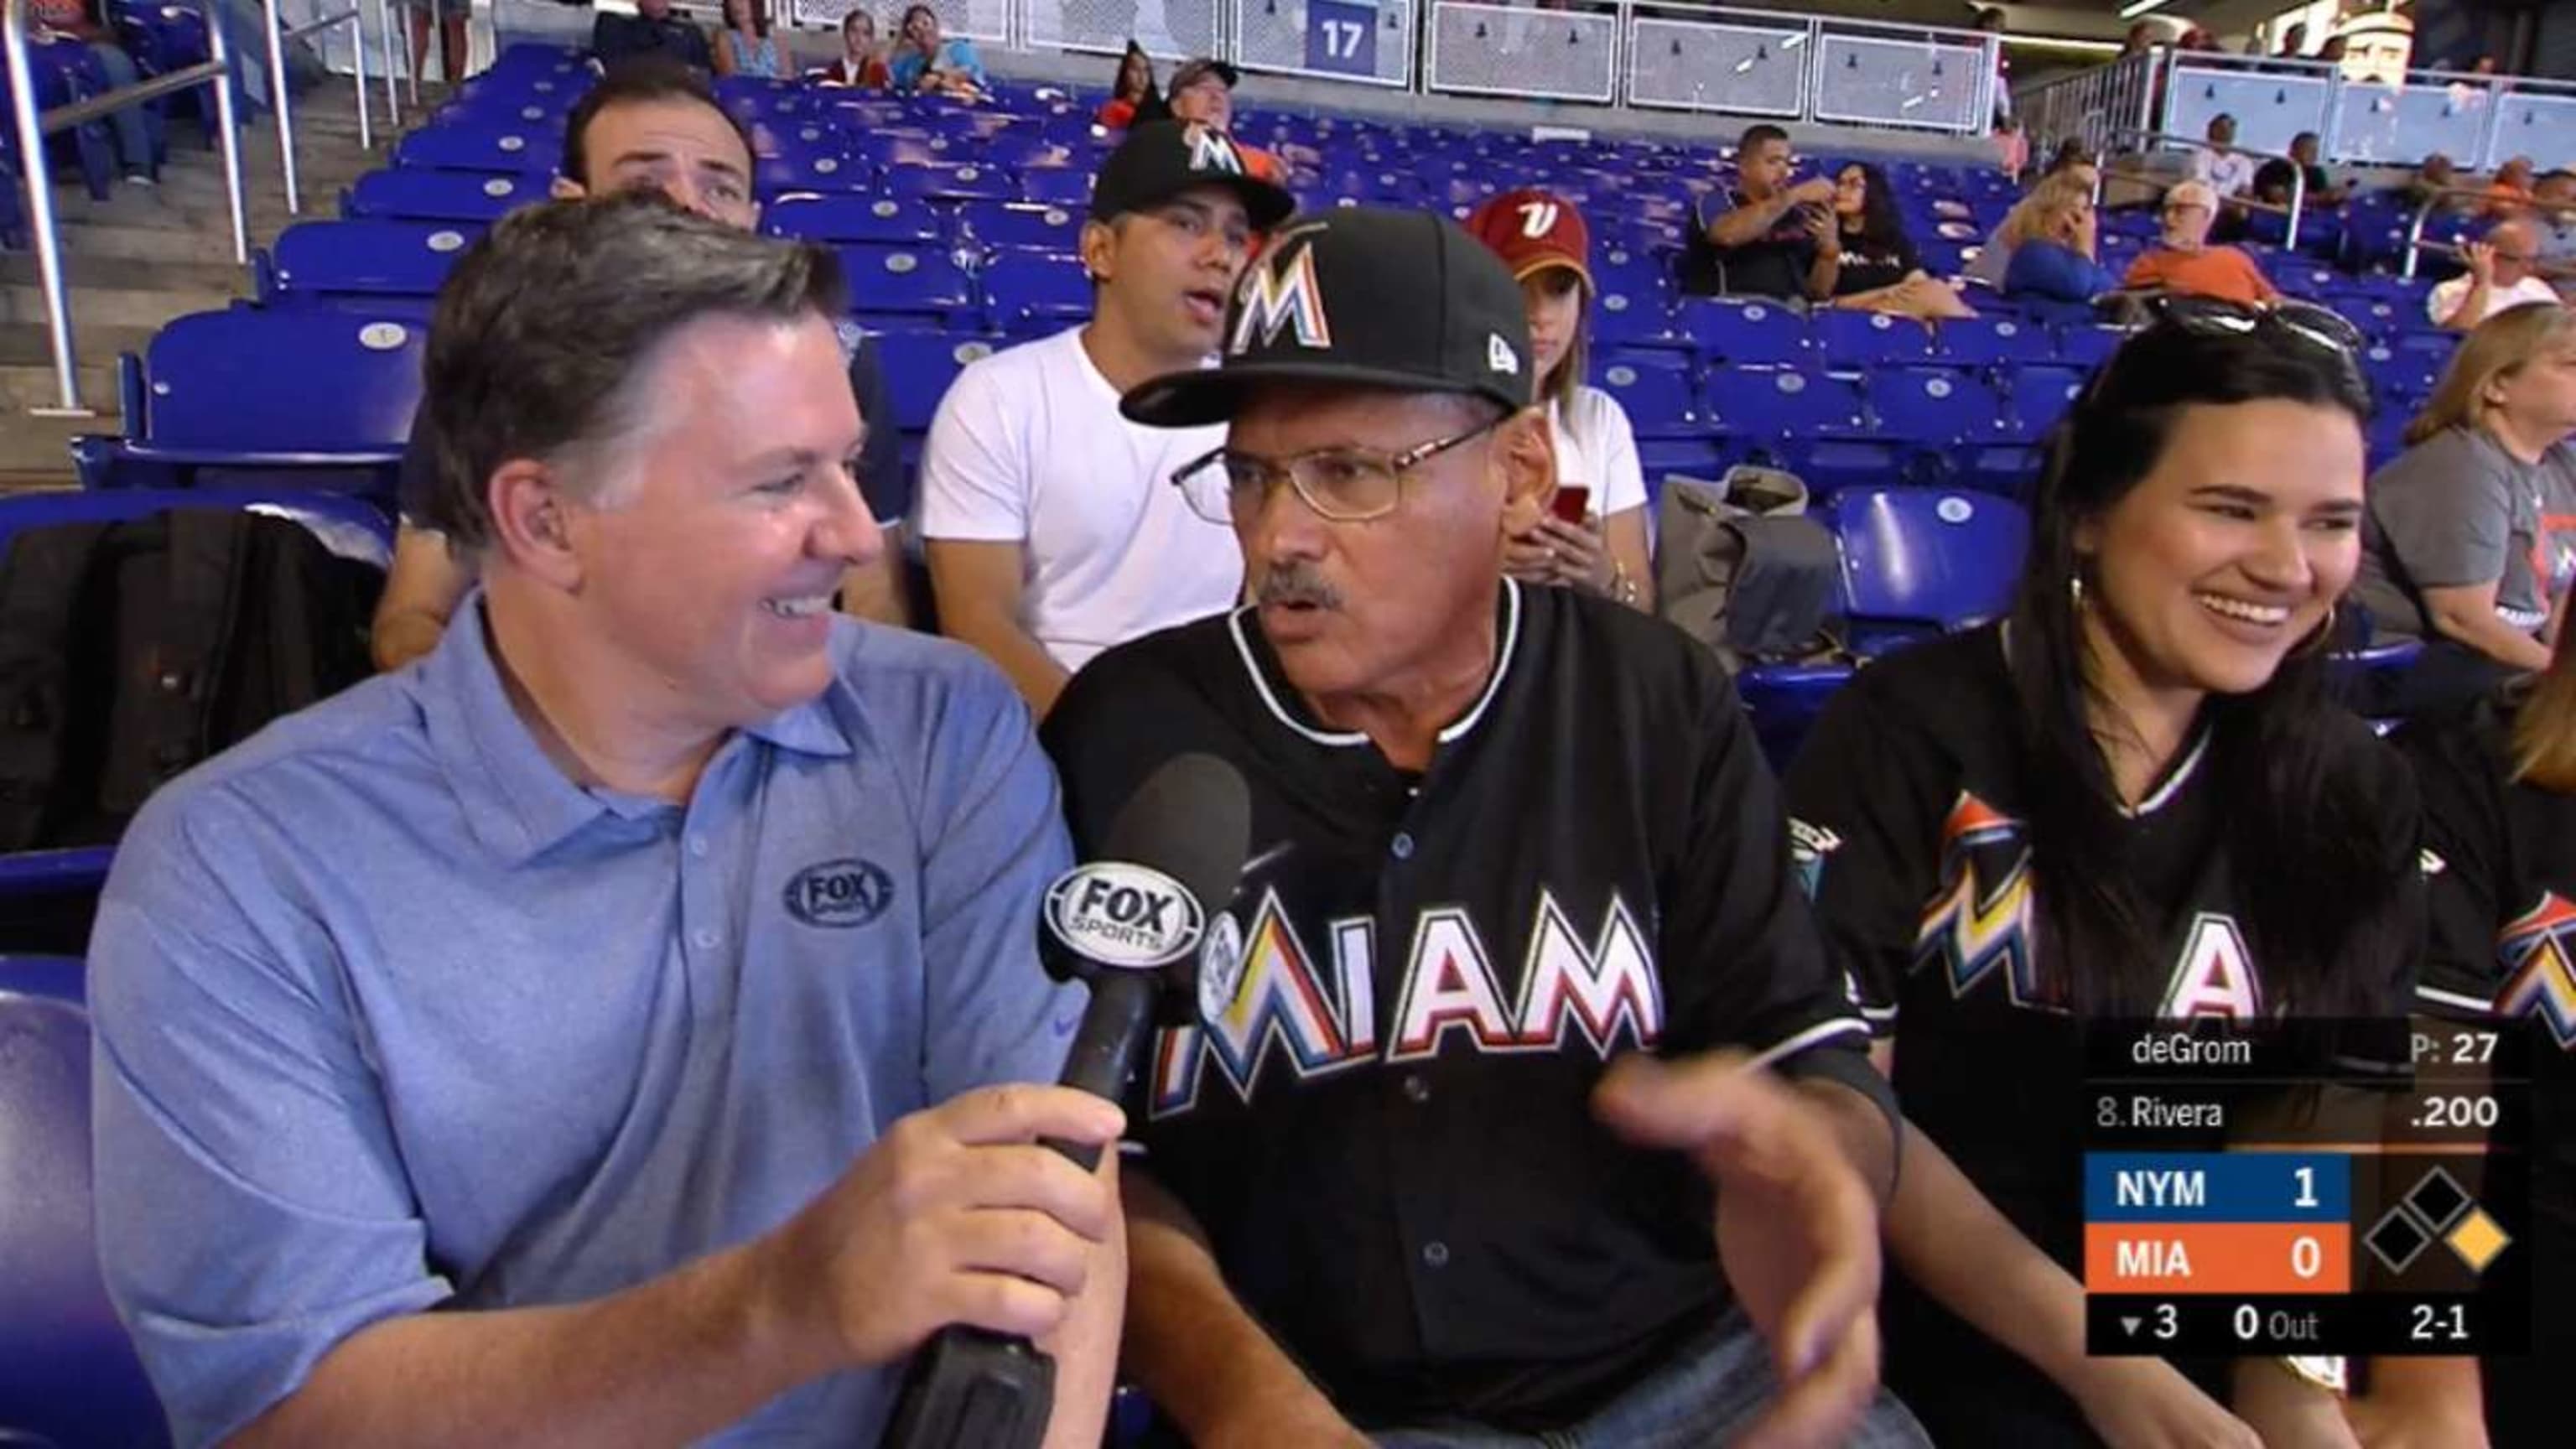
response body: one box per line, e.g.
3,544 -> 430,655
1227,579 -> 1525,752
420,594 -> 853,864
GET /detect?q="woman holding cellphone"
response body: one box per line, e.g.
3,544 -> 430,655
1464,189 -> 1654,611
1787,302 -> 2481,1446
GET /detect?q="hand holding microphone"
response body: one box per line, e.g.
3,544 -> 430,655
882,755 -> 1252,1449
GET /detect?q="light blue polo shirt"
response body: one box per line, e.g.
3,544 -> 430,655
87,600 -> 1087,1446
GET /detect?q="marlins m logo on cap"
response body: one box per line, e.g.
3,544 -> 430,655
1231,230 -> 1332,355
1186,125 -> 1248,178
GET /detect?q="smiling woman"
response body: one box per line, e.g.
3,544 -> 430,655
1785,309 -> 2464,1445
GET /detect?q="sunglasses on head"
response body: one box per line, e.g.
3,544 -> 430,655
2143,295 -> 2367,359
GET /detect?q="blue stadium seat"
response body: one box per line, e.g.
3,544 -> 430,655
74,310 -> 426,494
1707,367 -> 1863,439
1930,314 -> 2059,368
871,329 -> 1005,434
835,243 -> 975,324
766,194 -> 944,246
1832,486 -> 2028,655
981,252 -> 1093,333
1739,662 -> 1856,773
1867,367 -> 2001,448
1022,167 -> 1094,209
1682,298 -> 1808,366
756,149 -> 871,195
342,168 -> 541,224
393,123 -> 558,175
1814,309 -> 1934,368
0,955 -> 169,1449
2054,325 -> 2128,370
885,161 -> 1021,203
1999,366 -> 2086,442
257,220 -> 480,305
1590,293 -> 1687,349
956,200 -> 1084,255
1592,350 -> 1697,435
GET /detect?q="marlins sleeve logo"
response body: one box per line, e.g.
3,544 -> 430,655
2497,892 -> 2576,1047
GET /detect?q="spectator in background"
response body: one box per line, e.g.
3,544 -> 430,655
2431,220 -> 2560,331
919,122 -> 1295,717
2316,34 -> 2349,68
1096,41 -> 1157,129
2288,131 -> 2347,206
591,0 -> 713,70
2399,152 -> 2471,214
1966,168 -> 2094,288
1163,59 -> 1292,182
2189,112 -> 2256,200
1827,161 -> 1977,320
26,0 -> 158,184
1680,122 -> 1838,301
711,0 -> 783,79
400,0 -> 470,87
2123,179 -> 2278,307
2489,154 -> 2538,217
372,62 -> 911,669
1976,8 -> 2010,131
2000,184 -> 2120,319
891,3 -> 985,97
813,9 -> 892,88
2275,21 -> 2308,57
1463,189 -> 1655,611
2532,169 -> 2576,274
2355,302 -> 2576,709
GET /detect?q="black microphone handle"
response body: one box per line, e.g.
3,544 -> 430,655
1042,969 -> 1159,1172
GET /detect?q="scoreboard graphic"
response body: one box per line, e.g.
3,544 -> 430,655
2082,1022 -> 2528,1356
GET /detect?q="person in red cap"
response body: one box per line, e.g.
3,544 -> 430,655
1464,190 -> 1655,612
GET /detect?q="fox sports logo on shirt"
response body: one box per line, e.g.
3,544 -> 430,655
1045,861 -> 1208,969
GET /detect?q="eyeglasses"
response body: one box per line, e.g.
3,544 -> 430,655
1170,410 -> 1506,525
2148,295 -> 2366,361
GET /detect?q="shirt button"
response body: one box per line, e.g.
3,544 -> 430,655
1390,831 -> 1415,860
692,927 -> 721,950
1402,1073 -> 1431,1104
687,834 -> 709,858
1421,1240 -> 1450,1268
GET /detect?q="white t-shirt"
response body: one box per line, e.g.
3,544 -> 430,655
918,327 -> 1241,672
2428,273 -> 2563,327
2189,147 -> 2257,199
1546,386 -> 1647,521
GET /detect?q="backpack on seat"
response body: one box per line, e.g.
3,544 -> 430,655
0,507 -> 380,851
1654,465 -> 1844,672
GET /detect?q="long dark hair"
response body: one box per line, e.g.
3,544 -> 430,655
1836,160 -> 1909,255
2011,320 -> 2399,1019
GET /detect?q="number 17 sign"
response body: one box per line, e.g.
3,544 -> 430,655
1306,0 -> 1379,78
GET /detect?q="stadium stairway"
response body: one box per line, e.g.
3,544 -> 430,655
0,77 -> 382,487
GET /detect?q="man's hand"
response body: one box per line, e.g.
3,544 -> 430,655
1805,208 -> 1841,258
763,1085 -> 1125,1374
2064,1356 -> 2261,1449
2465,241 -> 2498,286
1787,177 -> 1837,208
1595,1054 -> 1883,1449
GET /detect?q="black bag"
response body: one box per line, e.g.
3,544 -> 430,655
0,507 -> 380,851
1654,466 -> 1846,672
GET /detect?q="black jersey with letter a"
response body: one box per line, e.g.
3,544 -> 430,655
2404,698 -> 2573,1449
1041,580 -> 1886,1431
1785,626 -> 2418,1443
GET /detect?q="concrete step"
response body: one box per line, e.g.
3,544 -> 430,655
0,413 -> 106,486
0,281 -> 238,330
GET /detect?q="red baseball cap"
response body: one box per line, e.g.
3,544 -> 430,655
1464,188 -> 1592,292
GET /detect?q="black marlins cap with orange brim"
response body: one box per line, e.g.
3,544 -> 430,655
1120,207 -> 1535,428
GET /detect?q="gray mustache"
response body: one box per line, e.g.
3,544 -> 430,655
1256,564 -> 1343,610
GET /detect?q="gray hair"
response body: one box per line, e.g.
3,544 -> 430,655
414,191 -> 849,548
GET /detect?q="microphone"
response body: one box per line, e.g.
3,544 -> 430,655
883,753 -> 1251,1449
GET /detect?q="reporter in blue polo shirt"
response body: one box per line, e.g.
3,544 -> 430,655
86,193 -> 1126,1447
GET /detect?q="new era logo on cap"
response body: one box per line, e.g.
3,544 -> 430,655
1488,334 -> 1520,377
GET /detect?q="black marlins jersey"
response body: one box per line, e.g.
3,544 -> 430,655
2404,695 -> 2573,1441
1041,580 -> 1885,1431
1784,626 -> 2418,1441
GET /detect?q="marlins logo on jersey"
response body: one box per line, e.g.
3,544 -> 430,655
2497,891 -> 2576,1047
1915,792 -> 2263,1021
1151,886 -> 1664,1117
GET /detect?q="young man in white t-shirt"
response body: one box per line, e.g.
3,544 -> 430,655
920,120 -> 1296,715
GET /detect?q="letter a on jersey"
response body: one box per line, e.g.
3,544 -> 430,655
2159,912 -> 2263,1021
1232,231 -> 1333,354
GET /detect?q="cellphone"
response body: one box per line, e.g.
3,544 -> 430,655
1550,485 -> 1592,524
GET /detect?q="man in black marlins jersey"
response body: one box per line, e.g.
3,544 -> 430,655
1041,208 -> 1924,1446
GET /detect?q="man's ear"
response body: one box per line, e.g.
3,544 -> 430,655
550,175 -> 589,202
487,459 -> 588,591
1493,407 -> 1557,537
1078,218 -> 1117,284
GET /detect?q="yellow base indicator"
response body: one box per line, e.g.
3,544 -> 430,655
2446,1208 -> 2511,1273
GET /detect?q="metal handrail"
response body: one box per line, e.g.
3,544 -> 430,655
267,0 -> 388,215
4,0 -> 247,416
2110,125 -> 2308,252
2399,184 -> 2531,281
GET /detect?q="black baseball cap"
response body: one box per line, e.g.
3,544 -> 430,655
1121,207 -> 1535,428
1089,119 -> 1295,229
1167,58 -> 1240,94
